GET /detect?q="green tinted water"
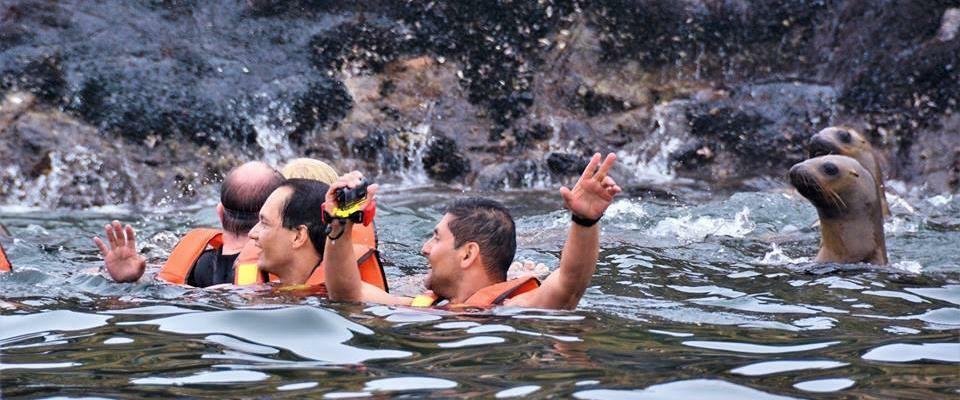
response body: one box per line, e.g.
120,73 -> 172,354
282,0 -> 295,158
1,186 -> 958,398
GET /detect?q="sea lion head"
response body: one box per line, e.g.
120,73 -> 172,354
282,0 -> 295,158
808,126 -> 890,218
808,127 -> 871,159
789,155 -> 878,220
790,155 -> 887,265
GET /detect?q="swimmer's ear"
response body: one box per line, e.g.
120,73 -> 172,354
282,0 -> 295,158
849,170 -> 860,178
291,225 -> 310,249
460,242 -> 480,268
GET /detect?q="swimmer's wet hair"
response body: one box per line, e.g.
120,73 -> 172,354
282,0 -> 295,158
279,179 -> 330,256
221,163 -> 284,235
444,197 -> 516,281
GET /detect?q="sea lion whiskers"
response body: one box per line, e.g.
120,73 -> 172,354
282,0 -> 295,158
825,186 -> 846,211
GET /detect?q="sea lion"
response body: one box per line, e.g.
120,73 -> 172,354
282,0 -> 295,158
789,155 -> 888,265
808,126 -> 890,217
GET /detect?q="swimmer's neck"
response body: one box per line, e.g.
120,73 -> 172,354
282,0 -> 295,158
448,265 -> 500,304
220,231 -> 247,255
275,252 -> 321,285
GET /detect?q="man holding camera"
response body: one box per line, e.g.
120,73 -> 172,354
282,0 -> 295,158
321,153 -> 621,310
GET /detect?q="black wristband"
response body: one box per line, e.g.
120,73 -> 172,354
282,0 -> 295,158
571,213 -> 601,227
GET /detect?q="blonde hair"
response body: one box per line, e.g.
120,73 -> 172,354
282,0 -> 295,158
281,158 -> 339,184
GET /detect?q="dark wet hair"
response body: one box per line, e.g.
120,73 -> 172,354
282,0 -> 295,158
279,179 -> 330,256
221,164 -> 284,235
444,197 -> 516,281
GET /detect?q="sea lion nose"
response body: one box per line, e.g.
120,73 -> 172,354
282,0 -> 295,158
808,135 -> 833,157
822,162 -> 839,176
788,163 -> 805,187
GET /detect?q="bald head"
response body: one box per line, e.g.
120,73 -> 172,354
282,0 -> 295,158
221,161 -> 284,235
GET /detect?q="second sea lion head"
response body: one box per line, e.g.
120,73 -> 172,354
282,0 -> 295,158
808,127 -> 871,159
789,155 -> 878,219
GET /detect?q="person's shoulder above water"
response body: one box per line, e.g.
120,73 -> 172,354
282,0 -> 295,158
321,153 -> 622,310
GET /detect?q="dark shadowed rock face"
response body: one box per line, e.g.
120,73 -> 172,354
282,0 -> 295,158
422,136 -> 470,183
0,0 -> 958,207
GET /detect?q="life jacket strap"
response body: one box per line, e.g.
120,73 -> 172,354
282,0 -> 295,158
0,242 -> 11,273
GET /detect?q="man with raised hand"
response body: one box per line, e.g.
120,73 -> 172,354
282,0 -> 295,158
93,161 -> 284,286
322,153 -> 621,309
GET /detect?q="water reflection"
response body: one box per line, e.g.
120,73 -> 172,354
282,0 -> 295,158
862,343 -> 960,363
1,188 -> 959,397
793,378 -> 855,393
730,360 -> 848,376
574,379 -> 800,400
123,306 -> 411,363
683,340 -> 841,354
131,370 -> 269,385
0,310 -> 110,343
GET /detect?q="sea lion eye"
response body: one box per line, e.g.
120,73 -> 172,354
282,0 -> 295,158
838,131 -> 852,143
822,163 -> 839,176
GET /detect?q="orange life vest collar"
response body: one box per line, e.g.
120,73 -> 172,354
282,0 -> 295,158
413,275 -> 541,308
157,224 -> 387,291
0,242 -> 11,273
157,228 -> 222,284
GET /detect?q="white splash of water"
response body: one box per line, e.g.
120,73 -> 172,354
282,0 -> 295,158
925,194 -> 954,207
616,102 -> 686,184
759,243 -> 810,265
892,261 -> 923,274
885,192 -> 917,214
884,216 -> 919,235
250,99 -> 295,167
647,207 -> 756,242
396,124 -> 431,186
604,199 -> 648,229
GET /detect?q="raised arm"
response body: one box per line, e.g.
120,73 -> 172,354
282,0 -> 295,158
322,172 -> 411,305
509,153 -> 621,309
93,220 -> 147,283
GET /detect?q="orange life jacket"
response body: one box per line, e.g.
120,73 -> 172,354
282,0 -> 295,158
411,275 -> 541,308
157,223 -> 387,291
0,242 -> 11,273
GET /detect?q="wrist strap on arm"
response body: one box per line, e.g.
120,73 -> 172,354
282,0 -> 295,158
571,213 -> 601,227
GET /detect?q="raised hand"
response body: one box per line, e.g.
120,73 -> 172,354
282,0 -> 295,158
323,171 -> 379,214
93,220 -> 146,283
560,153 -> 622,221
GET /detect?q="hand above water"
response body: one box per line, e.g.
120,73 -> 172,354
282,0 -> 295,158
323,171 -> 379,214
560,153 -> 622,222
93,220 -> 146,283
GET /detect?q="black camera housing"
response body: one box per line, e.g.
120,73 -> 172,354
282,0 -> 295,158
335,178 -> 369,207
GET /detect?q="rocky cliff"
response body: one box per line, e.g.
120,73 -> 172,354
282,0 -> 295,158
1,0 -> 958,207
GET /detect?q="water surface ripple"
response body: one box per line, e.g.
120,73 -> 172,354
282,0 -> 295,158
1,189 -> 958,398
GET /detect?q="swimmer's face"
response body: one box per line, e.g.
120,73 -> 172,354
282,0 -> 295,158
421,214 -> 461,299
249,187 -> 297,275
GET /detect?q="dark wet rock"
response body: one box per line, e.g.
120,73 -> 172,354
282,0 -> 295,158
586,0 -> 826,72
1,54 -> 68,105
476,159 -> 544,191
348,128 -> 404,174
310,20 -> 412,73
0,92 -> 249,208
2,0 -> 960,208
659,82 -> 835,184
547,152 -> 588,177
288,79 -> 354,146
422,135 -> 470,183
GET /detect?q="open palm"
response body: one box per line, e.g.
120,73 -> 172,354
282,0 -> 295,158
93,221 -> 146,283
560,153 -> 622,220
